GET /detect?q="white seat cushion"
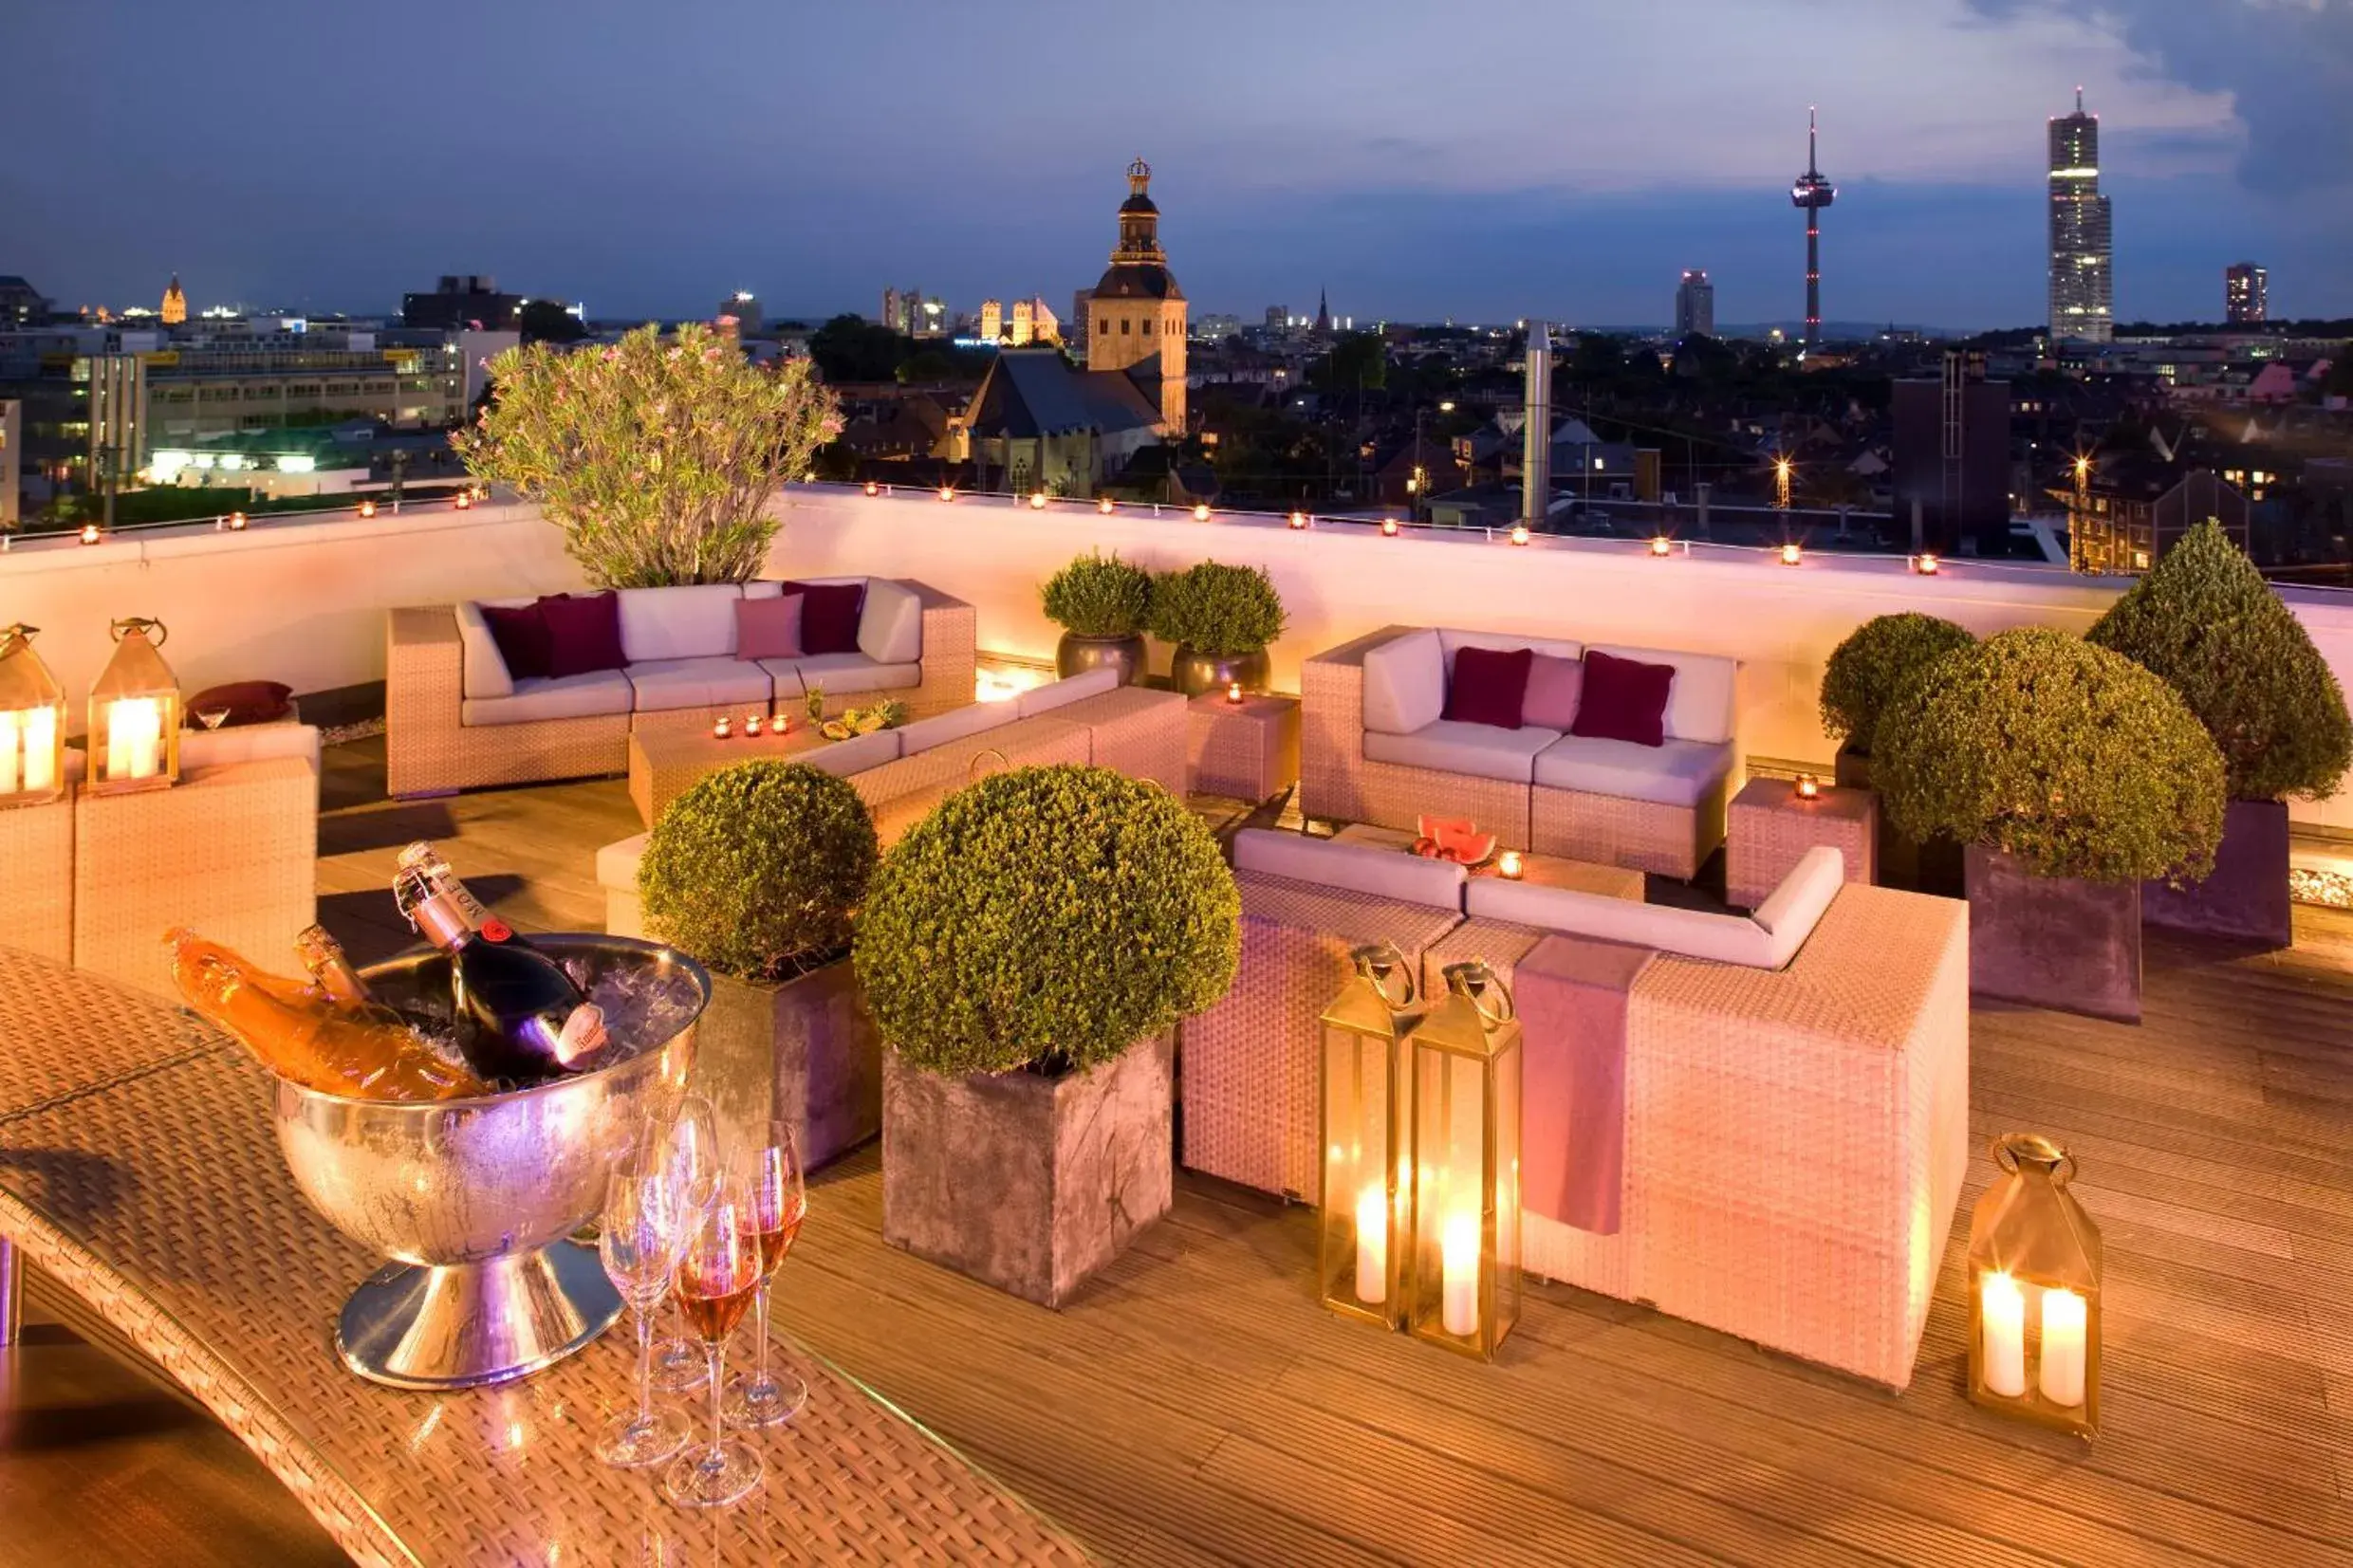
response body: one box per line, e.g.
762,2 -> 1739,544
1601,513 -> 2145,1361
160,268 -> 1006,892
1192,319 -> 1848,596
1436,629 -> 1584,663
857,580 -> 923,665
624,656 -> 773,712
618,585 -> 744,663
897,703 -> 1009,755
454,600 -> 519,699
1232,829 -> 1467,910
1531,734 -> 1734,807
1017,668 -> 1121,717
763,653 -> 921,696
461,671 -> 634,727
796,729 -> 900,776
1363,719 -> 1562,784
1464,846 -> 1844,969
1584,642 -> 1737,746
1362,629 -> 1445,736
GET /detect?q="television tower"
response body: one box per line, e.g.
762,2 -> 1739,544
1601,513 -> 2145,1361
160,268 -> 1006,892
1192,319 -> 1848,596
1790,107 -> 1836,348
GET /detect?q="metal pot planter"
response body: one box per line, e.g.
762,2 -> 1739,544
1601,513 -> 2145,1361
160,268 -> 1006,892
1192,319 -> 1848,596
1055,632 -> 1148,687
1171,645 -> 1271,699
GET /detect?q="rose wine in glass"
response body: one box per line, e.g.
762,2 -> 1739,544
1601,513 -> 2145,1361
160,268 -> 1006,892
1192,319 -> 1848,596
723,1120 -> 808,1429
645,1097 -> 720,1393
595,1159 -> 691,1467
663,1176 -> 764,1509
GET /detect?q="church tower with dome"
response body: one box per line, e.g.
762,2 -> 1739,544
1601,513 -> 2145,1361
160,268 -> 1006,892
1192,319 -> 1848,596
1084,158 -> 1186,430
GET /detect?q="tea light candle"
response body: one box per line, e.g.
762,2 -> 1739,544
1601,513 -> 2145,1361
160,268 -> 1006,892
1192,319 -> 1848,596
1795,774 -> 1821,801
1509,525 -> 1531,546
744,713 -> 763,737
863,480 -> 880,496
1497,850 -> 1525,880
1915,551 -> 1941,575
1650,535 -> 1672,557
1288,510 -> 1310,529
713,716 -> 732,739
1226,681 -> 1244,705
1097,496 -> 1115,514
1780,542 -> 1803,565
936,485 -> 955,502
1440,1208 -> 1480,1337
1380,518 -> 1399,537
2040,1287 -> 2088,1407
1193,503 -> 1211,521
1980,1271 -> 2028,1397
358,499 -> 378,518
1354,1182 -> 1388,1304
80,523 -> 102,545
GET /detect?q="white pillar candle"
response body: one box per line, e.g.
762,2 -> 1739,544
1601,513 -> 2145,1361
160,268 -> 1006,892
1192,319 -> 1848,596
1354,1182 -> 1388,1305
110,697 -> 161,781
133,699 -> 162,778
1440,1208 -> 1480,1337
1980,1271 -> 2028,1398
21,708 -> 54,793
2040,1287 -> 2089,1408
0,710 -> 18,795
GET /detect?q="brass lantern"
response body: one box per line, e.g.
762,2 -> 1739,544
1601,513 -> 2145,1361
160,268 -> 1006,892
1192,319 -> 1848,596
1318,943 -> 1420,1329
87,617 -> 181,794
1407,959 -> 1523,1359
0,624 -> 68,807
1967,1134 -> 2102,1439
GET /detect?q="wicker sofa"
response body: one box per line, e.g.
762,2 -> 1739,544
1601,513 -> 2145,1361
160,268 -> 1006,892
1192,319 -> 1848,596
1301,626 -> 1738,877
387,578 -> 976,798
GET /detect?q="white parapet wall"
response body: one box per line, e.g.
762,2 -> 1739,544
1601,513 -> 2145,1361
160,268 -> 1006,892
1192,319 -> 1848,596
10,485 -> 2353,830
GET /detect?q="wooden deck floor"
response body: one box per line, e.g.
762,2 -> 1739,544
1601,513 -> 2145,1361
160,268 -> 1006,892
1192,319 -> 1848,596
10,735 -> 2353,1566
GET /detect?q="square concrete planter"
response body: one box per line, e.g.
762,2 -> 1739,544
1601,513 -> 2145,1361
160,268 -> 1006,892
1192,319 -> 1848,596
882,1034 -> 1173,1308
1966,843 -> 2142,1024
701,960 -> 881,1171
2143,798 -> 2292,950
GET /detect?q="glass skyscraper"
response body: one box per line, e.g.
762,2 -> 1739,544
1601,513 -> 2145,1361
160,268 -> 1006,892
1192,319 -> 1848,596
2047,90 -> 2113,343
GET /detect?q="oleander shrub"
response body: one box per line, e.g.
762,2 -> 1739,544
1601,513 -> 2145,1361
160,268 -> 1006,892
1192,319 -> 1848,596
638,761 -> 878,982
1041,550 -> 1155,638
855,765 -> 1240,1076
2086,518 -> 2352,802
1818,613 -> 1978,756
1873,628 -> 2226,884
1148,561 -> 1286,655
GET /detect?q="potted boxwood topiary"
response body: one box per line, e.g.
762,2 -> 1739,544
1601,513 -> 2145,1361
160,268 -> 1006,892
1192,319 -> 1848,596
855,764 -> 1240,1305
1150,561 -> 1287,696
1041,549 -> 1155,687
1819,612 -> 1978,893
638,760 -> 882,1166
1874,628 -> 2226,1023
2087,519 -> 2352,947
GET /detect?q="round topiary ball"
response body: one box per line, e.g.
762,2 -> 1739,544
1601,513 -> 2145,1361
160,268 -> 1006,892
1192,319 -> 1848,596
1819,612 -> 1978,756
1873,627 -> 2226,884
1148,561 -> 1286,656
1041,550 -> 1155,638
2087,518 -> 2353,802
854,764 -> 1240,1077
638,760 -> 878,982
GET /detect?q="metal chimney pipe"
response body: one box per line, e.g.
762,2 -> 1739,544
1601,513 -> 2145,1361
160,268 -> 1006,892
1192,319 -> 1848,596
1522,322 -> 1552,528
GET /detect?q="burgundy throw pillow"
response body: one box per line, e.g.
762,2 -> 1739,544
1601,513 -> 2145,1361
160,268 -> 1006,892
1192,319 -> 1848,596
735,594 -> 804,660
781,580 -> 866,655
185,680 -> 293,729
537,591 -> 627,678
1571,650 -> 1677,747
1442,646 -> 1535,729
479,601 -> 553,680
1520,653 -> 1584,731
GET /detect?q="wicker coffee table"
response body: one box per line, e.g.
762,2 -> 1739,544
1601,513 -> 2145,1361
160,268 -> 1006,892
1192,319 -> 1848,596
1726,776 -> 1877,909
0,952 -> 1086,1568
629,724 -> 825,826
1331,822 -> 1646,900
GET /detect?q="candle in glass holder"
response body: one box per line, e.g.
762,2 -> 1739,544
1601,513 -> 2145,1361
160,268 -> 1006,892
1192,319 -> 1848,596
1650,535 -> 1672,557
1380,518 -> 1399,537
1225,680 -> 1244,705
1440,1208 -> 1480,1337
1193,503 -> 1211,521
1915,551 -> 1941,576
80,523 -> 102,545
1780,542 -> 1803,565
1509,525 -> 1531,546
2040,1287 -> 2088,1407
713,716 -> 732,740
1288,510 -> 1309,530
1795,774 -> 1821,801
1979,1271 -> 2028,1397
744,713 -> 763,738
863,480 -> 880,497
1353,1182 -> 1388,1305
1496,850 -> 1525,880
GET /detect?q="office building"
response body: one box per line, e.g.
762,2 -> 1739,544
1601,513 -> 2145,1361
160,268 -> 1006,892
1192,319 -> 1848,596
2226,263 -> 2268,325
1084,158 -> 1187,430
2047,90 -> 2114,343
0,276 -> 46,327
1891,351 -> 2011,557
401,275 -> 522,333
1675,270 -> 1715,339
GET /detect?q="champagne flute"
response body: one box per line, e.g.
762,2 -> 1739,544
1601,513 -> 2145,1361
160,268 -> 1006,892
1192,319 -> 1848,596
595,1157 -> 692,1467
645,1097 -> 721,1394
723,1120 -> 808,1429
663,1173 -> 765,1509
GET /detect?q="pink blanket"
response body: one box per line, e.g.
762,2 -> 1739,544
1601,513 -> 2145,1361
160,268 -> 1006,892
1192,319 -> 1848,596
1511,933 -> 1654,1234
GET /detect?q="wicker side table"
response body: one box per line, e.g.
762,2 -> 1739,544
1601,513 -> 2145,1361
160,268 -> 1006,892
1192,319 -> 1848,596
0,780 -> 76,963
628,723 -> 825,825
1726,776 -> 1878,909
1188,692 -> 1301,802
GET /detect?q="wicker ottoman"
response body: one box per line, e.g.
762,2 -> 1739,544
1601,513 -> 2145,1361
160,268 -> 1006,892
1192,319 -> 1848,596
1727,777 -> 1877,909
1189,692 -> 1301,802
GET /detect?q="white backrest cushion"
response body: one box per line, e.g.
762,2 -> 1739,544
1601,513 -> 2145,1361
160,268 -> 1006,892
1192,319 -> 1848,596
454,601 -> 514,700
1586,642 -> 1738,746
1436,629 -> 1584,663
1751,847 -> 1844,966
619,585 -> 744,663
182,723 -> 322,773
1362,629 -> 1445,736
797,729 -> 900,777
1465,877 -> 1779,968
1232,829 -> 1467,910
1018,667 -> 1121,718
897,703 -> 1006,754
858,579 -> 923,665
742,581 -> 783,600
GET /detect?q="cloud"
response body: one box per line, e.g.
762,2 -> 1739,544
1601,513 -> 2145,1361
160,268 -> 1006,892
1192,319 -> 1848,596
1972,0 -> 2353,190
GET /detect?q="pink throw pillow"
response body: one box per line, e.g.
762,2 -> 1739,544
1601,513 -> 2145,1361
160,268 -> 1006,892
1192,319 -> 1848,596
735,594 -> 804,660
1520,653 -> 1584,730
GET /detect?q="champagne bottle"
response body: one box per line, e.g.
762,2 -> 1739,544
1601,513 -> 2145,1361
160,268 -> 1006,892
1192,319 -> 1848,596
392,842 -> 608,1084
294,923 -> 370,1005
166,928 -> 489,1101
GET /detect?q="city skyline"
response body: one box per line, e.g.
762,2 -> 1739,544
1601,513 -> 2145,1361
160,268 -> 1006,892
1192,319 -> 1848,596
5,0 -> 2348,327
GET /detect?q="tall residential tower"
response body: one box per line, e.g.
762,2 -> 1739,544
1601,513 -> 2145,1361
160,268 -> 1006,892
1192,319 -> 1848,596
2226,263 -> 2268,324
1789,110 -> 1835,347
2047,89 -> 2113,343
1675,270 -> 1714,339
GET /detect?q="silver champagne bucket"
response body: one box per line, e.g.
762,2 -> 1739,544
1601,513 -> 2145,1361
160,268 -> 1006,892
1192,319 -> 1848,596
273,934 -> 710,1391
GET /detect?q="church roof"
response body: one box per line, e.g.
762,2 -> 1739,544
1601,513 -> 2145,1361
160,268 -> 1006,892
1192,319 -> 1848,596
1092,264 -> 1184,302
1120,193 -> 1158,215
964,348 -> 1164,440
